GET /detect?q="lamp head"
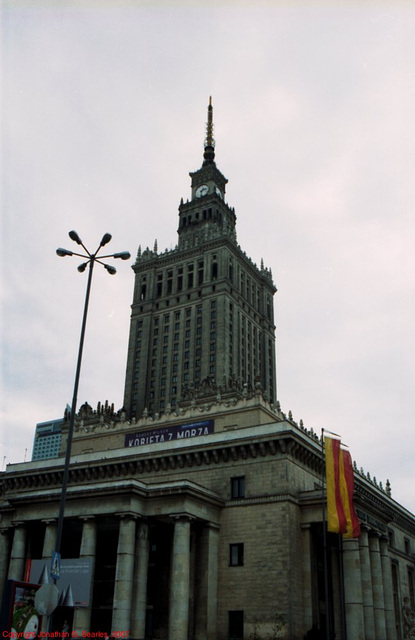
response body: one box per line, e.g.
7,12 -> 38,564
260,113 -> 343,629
100,233 -> 112,247
77,263 -> 88,273
69,230 -> 82,245
57,248 -> 73,257
113,251 -> 131,260
104,264 -> 117,275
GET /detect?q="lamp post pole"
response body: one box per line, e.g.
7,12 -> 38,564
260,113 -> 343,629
53,231 -> 130,570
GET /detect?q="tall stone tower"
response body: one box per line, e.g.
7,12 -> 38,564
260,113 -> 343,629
123,99 -> 277,419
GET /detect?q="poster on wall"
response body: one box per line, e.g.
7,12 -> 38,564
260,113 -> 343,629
28,558 -> 93,607
0,580 -> 40,636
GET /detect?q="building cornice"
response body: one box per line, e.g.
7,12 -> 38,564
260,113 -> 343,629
1,420 -> 320,499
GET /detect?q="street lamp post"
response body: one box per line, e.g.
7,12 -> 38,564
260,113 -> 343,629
53,230 -> 130,571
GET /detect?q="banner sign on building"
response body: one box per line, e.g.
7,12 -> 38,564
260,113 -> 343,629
28,559 -> 93,607
125,419 -> 214,448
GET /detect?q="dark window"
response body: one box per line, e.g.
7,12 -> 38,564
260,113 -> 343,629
167,270 -> 173,294
231,476 -> 245,499
187,264 -> 194,288
408,567 -> 415,609
177,269 -> 183,291
156,274 -> 163,298
391,561 -> 401,634
230,543 -> 244,566
229,611 -> 243,640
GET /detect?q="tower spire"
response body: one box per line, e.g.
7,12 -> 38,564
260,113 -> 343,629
203,96 -> 215,164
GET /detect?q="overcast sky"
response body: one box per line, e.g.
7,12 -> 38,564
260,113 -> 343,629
1,1 -> 414,512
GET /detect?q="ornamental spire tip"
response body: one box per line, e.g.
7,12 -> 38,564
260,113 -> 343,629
203,96 -> 215,164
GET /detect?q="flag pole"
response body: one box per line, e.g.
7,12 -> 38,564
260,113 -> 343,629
321,428 -> 331,640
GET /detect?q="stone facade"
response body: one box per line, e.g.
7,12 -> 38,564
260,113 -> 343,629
1,398 -> 415,639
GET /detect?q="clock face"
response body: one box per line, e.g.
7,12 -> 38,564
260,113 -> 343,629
215,186 -> 223,199
196,184 -> 209,197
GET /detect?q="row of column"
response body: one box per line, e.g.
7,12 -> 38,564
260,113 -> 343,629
343,527 -> 395,640
1,515 -> 219,640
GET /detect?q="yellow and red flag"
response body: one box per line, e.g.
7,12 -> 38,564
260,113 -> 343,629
340,444 -> 361,538
324,432 -> 360,538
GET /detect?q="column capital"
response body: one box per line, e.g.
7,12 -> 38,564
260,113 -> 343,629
78,515 -> 96,522
41,518 -> 57,525
114,512 -> 138,520
169,513 -> 195,523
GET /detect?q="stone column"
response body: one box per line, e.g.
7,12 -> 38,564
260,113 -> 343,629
7,523 -> 27,581
300,524 -> 313,631
379,535 -> 395,640
73,517 -> 97,635
169,516 -> 191,640
42,519 -> 57,559
369,532 -> 387,639
194,523 -> 219,640
0,529 -> 12,604
111,515 -> 136,637
131,519 -> 150,640
342,537 -> 365,640
359,526 -> 375,640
